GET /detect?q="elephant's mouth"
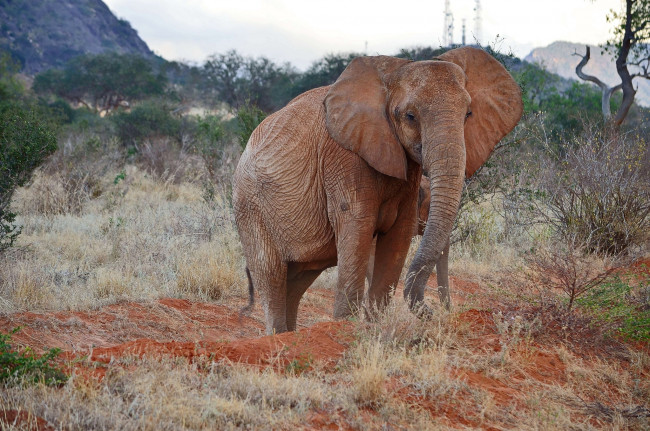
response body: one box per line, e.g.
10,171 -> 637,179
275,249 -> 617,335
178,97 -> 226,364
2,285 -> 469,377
413,142 -> 428,175
412,143 -> 423,165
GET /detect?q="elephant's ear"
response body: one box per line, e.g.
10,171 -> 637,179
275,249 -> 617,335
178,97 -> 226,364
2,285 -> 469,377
324,56 -> 411,180
438,47 -> 523,178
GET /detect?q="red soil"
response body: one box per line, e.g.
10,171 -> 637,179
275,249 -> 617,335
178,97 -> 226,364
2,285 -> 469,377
1,271 -> 646,429
630,257 -> 650,274
453,308 -> 567,405
0,410 -> 54,431
0,296 -> 354,382
0,298 -> 265,353
87,319 -> 354,369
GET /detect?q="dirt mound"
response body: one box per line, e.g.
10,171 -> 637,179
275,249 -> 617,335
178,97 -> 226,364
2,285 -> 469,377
88,320 -> 355,369
0,298 -> 265,353
0,297 -> 355,381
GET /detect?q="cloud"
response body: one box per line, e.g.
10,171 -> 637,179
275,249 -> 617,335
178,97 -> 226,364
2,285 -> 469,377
105,0 -> 622,69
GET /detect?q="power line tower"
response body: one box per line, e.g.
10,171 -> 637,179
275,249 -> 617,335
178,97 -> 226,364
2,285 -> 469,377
474,0 -> 482,44
443,0 -> 454,47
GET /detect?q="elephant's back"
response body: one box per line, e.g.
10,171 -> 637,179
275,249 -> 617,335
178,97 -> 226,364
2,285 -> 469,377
233,86 -> 335,262
238,86 -> 329,182
247,87 -> 330,152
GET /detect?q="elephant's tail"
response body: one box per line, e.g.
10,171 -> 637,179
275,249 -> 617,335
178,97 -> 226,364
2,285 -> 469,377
238,267 -> 255,319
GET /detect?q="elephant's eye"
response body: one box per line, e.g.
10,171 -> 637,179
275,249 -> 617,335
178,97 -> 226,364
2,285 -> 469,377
405,112 -> 416,122
466,110 -> 472,119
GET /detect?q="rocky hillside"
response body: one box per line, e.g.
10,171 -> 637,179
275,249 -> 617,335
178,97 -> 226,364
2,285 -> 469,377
526,41 -> 650,107
0,0 -> 154,74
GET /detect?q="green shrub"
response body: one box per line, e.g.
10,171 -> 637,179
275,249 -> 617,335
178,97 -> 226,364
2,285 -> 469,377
236,102 -> 266,149
0,52 -> 22,101
0,104 -> 57,251
111,99 -> 181,147
46,98 -> 75,124
1,51 -> 59,250
194,114 -> 230,180
0,328 -> 67,386
452,203 -> 500,253
577,271 -> 650,341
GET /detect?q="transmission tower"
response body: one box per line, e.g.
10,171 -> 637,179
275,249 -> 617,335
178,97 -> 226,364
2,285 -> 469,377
443,0 -> 454,47
474,0 -> 482,44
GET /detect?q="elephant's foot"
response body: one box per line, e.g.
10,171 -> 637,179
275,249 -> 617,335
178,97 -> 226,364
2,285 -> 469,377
263,307 -> 289,335
333,298 -> 363,320
333,287 -> 364,320
266,323 -> 289,335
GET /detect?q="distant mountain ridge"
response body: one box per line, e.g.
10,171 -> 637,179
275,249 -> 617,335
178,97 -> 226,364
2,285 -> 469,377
0,0 -> 154,74
525,41 -> 650,107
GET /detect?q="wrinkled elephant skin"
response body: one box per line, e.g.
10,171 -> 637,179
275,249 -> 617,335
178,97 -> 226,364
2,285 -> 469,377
233,47 -> 523,334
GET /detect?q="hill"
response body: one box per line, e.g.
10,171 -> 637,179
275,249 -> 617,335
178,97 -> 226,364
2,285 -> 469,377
525,41 -> 650,107
0,0 -> 154,74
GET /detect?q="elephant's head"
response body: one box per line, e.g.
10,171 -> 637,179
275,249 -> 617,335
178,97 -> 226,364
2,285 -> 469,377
324,46 -> 522,312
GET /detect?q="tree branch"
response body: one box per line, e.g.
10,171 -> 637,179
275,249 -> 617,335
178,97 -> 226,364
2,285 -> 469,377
624,57 -> 650,68
575,46 -> 618,119
574,46 -> 609,91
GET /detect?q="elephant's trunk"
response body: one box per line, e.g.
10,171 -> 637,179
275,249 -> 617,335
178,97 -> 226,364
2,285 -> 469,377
404,122 -> 465,313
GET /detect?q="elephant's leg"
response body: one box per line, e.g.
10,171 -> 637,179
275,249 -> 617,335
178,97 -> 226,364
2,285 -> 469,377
367,216 -> 416,313
333,225 -> 375,319
248,253 -> 288,334
285,269 -> 322,331
436,239 -> 451,310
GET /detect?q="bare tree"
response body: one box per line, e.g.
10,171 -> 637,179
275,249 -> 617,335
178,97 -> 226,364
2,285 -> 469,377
574,0 -> 650,128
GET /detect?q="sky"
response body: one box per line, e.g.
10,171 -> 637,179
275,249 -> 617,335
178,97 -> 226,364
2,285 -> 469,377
103,0 -> 623,71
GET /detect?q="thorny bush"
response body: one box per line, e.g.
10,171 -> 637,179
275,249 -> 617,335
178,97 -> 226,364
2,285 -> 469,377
536,127 -> 650,256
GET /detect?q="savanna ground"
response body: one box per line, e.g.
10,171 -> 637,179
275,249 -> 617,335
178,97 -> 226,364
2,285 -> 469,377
0,123 -> 649,430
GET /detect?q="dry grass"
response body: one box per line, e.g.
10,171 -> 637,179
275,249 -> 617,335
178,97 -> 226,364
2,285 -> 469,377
1,262 -> 56,310
1,135 -> 648,430
176,240 -> 243,301
349,338 -> 387,406
448,198 -> 531,290
0,356 -> 350,430
1,161 -> 247,312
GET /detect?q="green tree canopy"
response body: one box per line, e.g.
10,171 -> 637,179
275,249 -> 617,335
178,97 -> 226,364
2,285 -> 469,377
288,52 -> 361,98
33,52 -> 166,114
0,52 -> 57,251
203,50 -> 296,112
514,62 -> 609,140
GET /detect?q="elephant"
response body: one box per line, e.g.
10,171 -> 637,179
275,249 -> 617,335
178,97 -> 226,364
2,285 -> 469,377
233,47 -> 523,334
